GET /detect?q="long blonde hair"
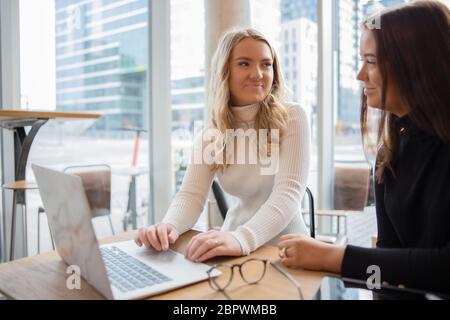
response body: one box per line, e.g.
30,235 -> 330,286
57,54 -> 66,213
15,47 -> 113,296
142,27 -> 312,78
207,27 -> 289,172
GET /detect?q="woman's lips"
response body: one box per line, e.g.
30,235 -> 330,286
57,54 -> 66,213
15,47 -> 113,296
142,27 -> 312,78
246,83 -> 264,91
364,87 -> 376,95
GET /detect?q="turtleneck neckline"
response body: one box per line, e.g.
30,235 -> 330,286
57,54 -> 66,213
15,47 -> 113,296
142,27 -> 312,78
230,103 -> 260,123
394,112 -> 412,131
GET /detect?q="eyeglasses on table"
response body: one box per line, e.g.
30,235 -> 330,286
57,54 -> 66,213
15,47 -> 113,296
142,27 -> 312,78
206,258 -> 304,300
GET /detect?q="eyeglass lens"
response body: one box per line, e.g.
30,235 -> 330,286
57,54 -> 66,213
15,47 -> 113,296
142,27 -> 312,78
209,259 -> 267,291
240,259 -> 267,284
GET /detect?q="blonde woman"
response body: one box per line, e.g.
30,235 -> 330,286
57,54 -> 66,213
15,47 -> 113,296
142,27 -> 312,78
135,28 -> 311,262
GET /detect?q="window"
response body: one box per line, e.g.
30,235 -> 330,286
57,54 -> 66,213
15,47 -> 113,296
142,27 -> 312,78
170,0 -> 205,192
334,0 -> 409,212
252,0 -> 319,199
20,0 -> 151,252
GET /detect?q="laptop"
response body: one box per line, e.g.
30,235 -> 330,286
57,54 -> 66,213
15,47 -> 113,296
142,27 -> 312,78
32,164 -> 220,300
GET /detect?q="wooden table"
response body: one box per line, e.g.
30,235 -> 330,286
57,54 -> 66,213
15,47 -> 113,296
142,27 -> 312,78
0,109 -> 101,182
0,230 -> 329,300
0,109 -> 101,260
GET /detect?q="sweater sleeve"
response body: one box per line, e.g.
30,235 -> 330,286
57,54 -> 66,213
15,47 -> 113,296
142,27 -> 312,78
341,243 -> 450,294
342,176 -> 450,294
374,181 -> 401,248
229,105 -> 310,255
162,133 -> 215,234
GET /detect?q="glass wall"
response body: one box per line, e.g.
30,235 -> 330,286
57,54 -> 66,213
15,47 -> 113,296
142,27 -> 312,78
279,0 -> 318,197
13,0 -> 424,256
19,0 -> 150,253
334,0 -> 408,211
169,0 -> 320,202
170,0 -> 205,193
252,0 -> 319,197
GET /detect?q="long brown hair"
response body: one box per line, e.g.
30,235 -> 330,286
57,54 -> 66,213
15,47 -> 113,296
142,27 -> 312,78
360,0 -> 450,182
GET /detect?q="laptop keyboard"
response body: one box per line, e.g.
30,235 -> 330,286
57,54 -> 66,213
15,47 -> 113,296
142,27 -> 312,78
101,246 -> 172,293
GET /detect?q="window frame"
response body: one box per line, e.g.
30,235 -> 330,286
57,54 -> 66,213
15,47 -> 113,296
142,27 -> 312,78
0,0 -> 340,260
0,0 -> 22,262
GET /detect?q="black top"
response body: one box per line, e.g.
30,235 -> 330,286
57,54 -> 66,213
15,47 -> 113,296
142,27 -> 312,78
341,114 -> 450,294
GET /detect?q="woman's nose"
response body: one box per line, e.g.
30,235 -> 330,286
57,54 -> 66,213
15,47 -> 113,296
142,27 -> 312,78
356,65 -> 366,81
250,66 -> 263,80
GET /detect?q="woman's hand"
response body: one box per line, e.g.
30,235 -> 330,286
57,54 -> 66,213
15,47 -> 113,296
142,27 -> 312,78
134,223 -> 179,251
185,230 -> 243,262
278,234 -> 346,274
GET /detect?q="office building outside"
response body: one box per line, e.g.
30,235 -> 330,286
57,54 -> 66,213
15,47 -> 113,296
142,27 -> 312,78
54,0 -> 149,131
338,0 -> 407,134
280,18 -> 317,126
337,0 -> 365,134
279,0 -> 408,149
280,0 -> 317,130
53,0 -> 409,138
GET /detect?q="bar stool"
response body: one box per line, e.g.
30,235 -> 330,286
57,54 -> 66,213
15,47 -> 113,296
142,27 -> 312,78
37,164 -> 115,250
37,206 -> 55,254
1,180 -> 38,261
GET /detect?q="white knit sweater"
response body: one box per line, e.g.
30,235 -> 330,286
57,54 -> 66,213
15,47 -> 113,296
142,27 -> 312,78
163,102 -> 310,255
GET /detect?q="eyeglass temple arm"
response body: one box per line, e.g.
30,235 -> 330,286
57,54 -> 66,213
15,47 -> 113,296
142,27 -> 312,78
270,261 -> 304,300
219,289 -> 232,300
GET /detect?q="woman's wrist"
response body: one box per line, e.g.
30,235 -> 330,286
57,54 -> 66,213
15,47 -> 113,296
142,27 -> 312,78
324,244 -> 346,274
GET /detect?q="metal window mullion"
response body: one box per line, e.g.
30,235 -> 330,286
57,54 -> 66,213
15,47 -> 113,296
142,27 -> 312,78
0,0 -> 22,262
147,0 -> 172,225
317,0 -> 336,233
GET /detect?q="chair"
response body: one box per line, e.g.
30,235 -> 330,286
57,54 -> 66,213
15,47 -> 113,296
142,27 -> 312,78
304,187 -> 316,238
334,164 -> 371,210
210,181 -> 347,244
211,181 -> 316,236
2,181 -> 38,261
37,206 -> 55,253
37,164 -> 115,253
302,187 -> 348,245
211,180 -> 229,221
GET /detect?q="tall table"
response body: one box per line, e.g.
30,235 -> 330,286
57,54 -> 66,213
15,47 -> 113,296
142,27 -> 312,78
0,109 -> 101,260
